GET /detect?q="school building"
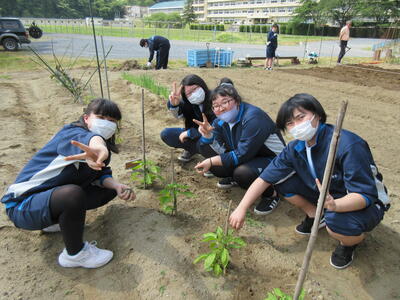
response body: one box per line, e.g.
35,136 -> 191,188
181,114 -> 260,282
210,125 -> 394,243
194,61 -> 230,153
148,0 -> 301,24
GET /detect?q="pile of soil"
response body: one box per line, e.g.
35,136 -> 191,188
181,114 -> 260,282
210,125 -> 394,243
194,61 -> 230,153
112,60 -> 149,71
0,65 -> 399,300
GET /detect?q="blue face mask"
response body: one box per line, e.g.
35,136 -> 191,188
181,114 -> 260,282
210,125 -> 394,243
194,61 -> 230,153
218,106 -> 239,123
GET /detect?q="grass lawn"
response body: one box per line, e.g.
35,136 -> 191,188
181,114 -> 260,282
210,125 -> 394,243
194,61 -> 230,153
38,24 -> 336,46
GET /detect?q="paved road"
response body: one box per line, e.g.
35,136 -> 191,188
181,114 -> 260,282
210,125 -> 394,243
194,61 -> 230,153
23,33 -> 386,61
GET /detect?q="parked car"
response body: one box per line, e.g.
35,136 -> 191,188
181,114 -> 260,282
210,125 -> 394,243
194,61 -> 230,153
0,17 -> 31,51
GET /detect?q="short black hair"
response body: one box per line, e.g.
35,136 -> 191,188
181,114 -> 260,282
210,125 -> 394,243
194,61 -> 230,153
139,39 -> 147,47
276,93 -> 326,131
210,84 -> 242,105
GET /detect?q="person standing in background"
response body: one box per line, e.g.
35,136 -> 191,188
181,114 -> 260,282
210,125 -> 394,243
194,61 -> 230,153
140,36 -> 171,70
337,21 -> 352,64
265,24 -> 278,70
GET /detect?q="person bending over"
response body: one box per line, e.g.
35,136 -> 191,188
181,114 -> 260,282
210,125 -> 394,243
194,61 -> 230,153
140,35 -> 170,70
1,98 -> 135,268
229,93 -> 389,269
194,83 -> 286,215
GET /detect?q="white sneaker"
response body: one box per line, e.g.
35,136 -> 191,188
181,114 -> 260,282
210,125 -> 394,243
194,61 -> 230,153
42,223 -> 61,233
58,241 -> 113,268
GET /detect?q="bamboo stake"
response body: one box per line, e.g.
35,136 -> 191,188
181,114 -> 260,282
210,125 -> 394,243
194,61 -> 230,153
100,35 -> 111,100
141,88 -> 147,189
224,200 -> 233,236
88,0 -> 104,98
293,100 -> 348,300
171,149 -> 177,216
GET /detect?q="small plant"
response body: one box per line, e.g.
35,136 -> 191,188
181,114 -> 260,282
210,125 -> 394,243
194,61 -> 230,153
264,288 -> 305,300
158,183 -> 193,215
130,159 -> 164,187
29,43 -> 112,103
193,226 -> 246,276
122,73 -> 170,99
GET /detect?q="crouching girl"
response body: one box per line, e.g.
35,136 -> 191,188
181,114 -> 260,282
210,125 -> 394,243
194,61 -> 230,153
229,93 -> 389,269
1,98 -> 135,268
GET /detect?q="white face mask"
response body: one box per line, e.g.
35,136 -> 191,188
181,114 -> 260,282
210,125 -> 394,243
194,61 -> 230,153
288,115 -> 318,141
187,88 -> 205,105
90,118 -> 117,140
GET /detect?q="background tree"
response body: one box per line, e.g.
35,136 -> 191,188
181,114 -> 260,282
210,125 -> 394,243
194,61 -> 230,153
319,0 -> 361,27
357,0 -> 400,24
292,0 -> 327,27
182,0 -> 196,25
292,0 -> 327,34
0,0 -> 127,19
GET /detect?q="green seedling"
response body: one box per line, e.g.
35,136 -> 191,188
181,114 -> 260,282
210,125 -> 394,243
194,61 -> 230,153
264,288 -> 305,300
122,73 -> 170,99
246,212 -> 265,228
159,285 -> 166,296
193,226 -> 246,276
130,159 -> 164,187
158,183 -> 193,215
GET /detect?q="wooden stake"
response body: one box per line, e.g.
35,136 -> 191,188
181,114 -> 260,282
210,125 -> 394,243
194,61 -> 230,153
224,200 -> 233,235
293,101 -> 348,300
88,0 -> 103,98
100,35 -> 111,100
141,88 -> 147,189
171,149 -> 177,216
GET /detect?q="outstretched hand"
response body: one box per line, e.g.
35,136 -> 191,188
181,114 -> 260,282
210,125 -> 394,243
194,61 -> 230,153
169,81 -> 182,106
315,178 -> 336,211
115,183 -> 136,201
193,113 -> 214,138
194,158 -> 211,175
229,206 -> 246,230
64,140 -> 108,171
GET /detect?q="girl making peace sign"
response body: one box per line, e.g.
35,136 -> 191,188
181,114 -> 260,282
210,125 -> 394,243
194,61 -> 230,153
194,82 -> 286,215
160,74 -> 215,165
1,99 -> 135,269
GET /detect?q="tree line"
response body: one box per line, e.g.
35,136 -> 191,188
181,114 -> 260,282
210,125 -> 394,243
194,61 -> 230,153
0,0 -> 157,19
293,0 -> 400,28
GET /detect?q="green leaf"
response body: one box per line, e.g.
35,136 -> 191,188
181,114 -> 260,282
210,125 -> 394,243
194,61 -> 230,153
220,248 -> 229,268
264,292 -> 278,300
193,253 -> 208,264
273,288 -> 285,297
213,263 -> 222,276
204,252 -> 216,270
216,226 -> 223,238
202,232 -> 217,240
181,191 -> 194,197
163,206 -> 173,213
201,236 -> 217,242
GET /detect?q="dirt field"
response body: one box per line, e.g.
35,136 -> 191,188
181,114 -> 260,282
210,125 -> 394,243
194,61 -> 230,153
0,64 -> 399,300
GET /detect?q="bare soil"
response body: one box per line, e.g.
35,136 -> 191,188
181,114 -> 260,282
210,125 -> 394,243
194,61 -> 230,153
0,64 -> 399,300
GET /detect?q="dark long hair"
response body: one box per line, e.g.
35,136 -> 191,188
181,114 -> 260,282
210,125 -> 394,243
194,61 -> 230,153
72,98 -> 122,153
179,74 -> 214,128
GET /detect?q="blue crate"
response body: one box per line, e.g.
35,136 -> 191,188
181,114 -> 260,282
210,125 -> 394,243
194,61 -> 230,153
187,49 -> 234,67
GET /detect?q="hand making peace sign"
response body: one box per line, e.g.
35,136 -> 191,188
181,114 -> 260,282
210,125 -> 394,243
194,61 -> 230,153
169,81 -> 182,106
64,139 -> 109,171
193,113 -> 214,139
